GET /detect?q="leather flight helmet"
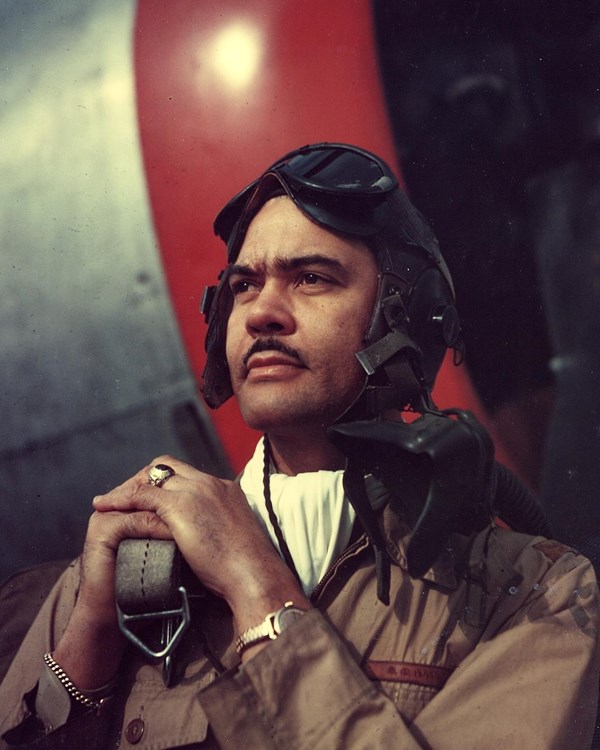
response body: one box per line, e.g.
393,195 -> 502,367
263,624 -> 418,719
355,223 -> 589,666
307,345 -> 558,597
201,143 -> 462,417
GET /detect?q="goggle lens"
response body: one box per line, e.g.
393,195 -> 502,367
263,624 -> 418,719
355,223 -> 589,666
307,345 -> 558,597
271,144 -> 397,194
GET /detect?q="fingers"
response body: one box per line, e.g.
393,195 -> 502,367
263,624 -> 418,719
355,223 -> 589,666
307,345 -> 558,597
57,460 -> 182,671
92,482 -> 160,514
86,508 -> 172,550
87,455 -> 280,605
76,508 -> 172,625
92,455 -> 196,513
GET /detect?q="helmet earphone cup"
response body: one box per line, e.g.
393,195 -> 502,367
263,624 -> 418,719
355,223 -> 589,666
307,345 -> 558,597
351,231 -> 461,416
202,269 -> 234,409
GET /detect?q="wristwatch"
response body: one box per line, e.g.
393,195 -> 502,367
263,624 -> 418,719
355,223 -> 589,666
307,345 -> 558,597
235,601 -> 306,655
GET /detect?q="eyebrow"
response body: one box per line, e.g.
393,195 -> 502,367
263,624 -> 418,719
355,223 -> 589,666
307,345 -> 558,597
229,254 -> 348,277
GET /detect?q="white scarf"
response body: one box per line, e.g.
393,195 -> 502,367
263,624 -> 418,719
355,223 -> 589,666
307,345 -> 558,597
240,437 -> 356,597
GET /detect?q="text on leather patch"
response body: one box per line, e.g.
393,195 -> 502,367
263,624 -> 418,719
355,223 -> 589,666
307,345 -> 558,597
365,661 -> 453,689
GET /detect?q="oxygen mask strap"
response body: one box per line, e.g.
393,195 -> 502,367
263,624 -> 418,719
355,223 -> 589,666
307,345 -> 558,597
343,460 -> 392,605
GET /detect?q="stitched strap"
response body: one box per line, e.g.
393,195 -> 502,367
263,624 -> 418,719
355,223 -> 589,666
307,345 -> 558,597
115,539 -> 182,614
115,539 -> 194,674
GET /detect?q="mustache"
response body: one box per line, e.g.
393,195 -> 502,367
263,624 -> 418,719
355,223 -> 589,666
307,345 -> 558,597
242,338 -> 303,367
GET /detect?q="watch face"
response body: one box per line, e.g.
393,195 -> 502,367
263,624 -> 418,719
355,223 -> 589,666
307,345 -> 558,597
274,606 -> 305,635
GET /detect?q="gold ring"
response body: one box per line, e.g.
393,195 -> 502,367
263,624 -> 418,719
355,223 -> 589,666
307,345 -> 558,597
148,463 -> 175,488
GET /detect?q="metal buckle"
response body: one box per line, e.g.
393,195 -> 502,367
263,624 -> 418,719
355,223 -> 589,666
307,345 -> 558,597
117,585 -> 191,685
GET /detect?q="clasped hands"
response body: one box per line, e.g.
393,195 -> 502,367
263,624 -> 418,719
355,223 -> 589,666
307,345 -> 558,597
53,456 -> 309,690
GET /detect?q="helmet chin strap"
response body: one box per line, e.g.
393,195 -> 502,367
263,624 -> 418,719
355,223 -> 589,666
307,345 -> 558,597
338,285 -> 428,422
355,332 -> 424,415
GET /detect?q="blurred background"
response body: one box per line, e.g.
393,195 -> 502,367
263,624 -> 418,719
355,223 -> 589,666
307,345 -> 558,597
1,0 -> 599,584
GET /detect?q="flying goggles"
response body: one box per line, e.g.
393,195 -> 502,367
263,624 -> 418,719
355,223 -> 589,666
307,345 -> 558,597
212,143 -> 451,288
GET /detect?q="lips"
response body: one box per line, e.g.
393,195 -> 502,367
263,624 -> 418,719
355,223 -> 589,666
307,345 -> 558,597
241,350 -> 306,384
246,351 -> 304,372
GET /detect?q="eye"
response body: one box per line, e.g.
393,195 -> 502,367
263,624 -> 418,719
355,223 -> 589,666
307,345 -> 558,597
297,272 -> 327,287
230,278 -> 260,296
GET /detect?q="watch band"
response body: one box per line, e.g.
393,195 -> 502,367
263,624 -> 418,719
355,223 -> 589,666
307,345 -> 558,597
235,601 -> 305,655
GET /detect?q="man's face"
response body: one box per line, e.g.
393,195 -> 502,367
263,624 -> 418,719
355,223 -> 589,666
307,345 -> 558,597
225,196 -> 379,435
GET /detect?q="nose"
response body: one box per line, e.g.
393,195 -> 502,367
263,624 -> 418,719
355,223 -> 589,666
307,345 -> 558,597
245,282 -> 295,336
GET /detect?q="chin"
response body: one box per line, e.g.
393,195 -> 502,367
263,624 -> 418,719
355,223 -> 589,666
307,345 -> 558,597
240,403 -> 340,438
234,380 -> 363,435
242,410 -> 306,435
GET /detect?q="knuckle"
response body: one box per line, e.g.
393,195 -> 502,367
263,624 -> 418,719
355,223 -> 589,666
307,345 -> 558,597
137,510 -> 166,536
130,478 -> 149,499
87,510 -> 103,533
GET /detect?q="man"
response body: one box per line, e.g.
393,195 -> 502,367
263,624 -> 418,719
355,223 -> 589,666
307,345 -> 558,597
1,143 -> 598,748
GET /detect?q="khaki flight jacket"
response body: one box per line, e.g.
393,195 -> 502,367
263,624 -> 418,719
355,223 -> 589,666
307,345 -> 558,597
0,503 -> 599,749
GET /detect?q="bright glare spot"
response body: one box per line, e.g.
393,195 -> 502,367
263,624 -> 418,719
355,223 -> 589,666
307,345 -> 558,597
207,23 -> 263,91
100,73 -> 131,107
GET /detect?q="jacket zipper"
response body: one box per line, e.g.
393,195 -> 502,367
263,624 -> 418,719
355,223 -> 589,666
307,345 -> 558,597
310,535 -> 371,604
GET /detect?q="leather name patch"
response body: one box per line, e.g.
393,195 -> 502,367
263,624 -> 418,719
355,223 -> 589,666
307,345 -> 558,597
364,660 -> 453,689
